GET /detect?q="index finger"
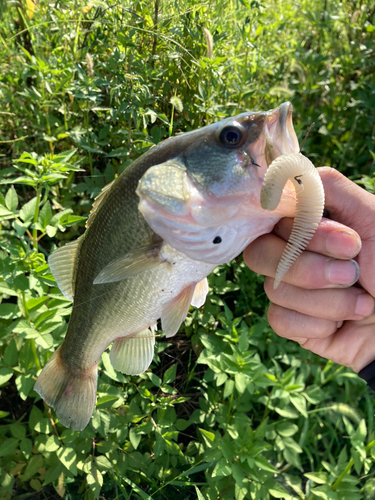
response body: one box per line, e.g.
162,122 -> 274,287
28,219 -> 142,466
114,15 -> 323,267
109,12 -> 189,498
272,217 -> 362,260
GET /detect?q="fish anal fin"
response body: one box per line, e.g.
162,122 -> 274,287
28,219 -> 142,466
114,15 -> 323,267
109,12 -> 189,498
93,243 -> 165,285
34,346 -> 97,431
191,278 -> 209,308
86,180 -> 115,228
161,283 -> 195,338
48,237 -> 83,300
110,327 -> 156,375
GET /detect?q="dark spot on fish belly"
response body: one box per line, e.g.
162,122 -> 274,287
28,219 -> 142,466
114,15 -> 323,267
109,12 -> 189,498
213,236 -> 222,244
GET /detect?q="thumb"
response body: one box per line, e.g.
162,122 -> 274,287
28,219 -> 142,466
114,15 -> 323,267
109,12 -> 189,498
318,167 -> 375,294
318,167 -> 375,236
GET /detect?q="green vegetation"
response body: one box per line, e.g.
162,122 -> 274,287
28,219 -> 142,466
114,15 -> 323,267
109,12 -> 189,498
0,1 -> 375,499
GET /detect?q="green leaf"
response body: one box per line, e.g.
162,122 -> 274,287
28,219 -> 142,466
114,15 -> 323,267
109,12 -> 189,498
29,406 -> 43,430
163,363 -> 177,384
15,374 -> 35,400
353,419 -> 367,443
13,219 -> 31,237
3,339 -> 18,366
223,378 -> 234,398
254,455 -> 278,473
195,486 -> 206,500
268,481 -> 294,499
5,187 -> 18,212
199,428 -> 216,443
38,201 -> 52,228
0,437 -> 19,457
101,352 -> 126,382
129,427 -> 142,450
304,472 -> 329,485
45,435 -> 60,452
310,485 -> 338,499
21,454 -> 44,482
87,466 -> 103,498
10,424 -> 26,439
56,446 -> 78,475
95,455 -> 112,471
212,458 -> 231,478
275,406 -> 300,419
276,422 -> 299,437
289,393 -> 307,417
0,303 -> 20,319
19,196 -> 37,223
235,372 -> 247,394
34,418 -> 53,434
20,438 -> 33,459
122,477 -> 153,499
0,282 -> 19,297
96,394 -> 119,409
59,214 -> 87,227
0,367 -> 13,386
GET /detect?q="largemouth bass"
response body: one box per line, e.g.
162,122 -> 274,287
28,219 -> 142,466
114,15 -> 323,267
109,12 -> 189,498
34,102 -> 324,430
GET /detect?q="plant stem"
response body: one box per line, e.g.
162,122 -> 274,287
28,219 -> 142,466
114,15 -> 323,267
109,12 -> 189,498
169,104 -> 175,137
32,186 -> 42,250
22,291 -> 41,371
331,440 -> 375,490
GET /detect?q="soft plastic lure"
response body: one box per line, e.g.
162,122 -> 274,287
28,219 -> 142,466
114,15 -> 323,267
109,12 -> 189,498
260,153 -> 325,288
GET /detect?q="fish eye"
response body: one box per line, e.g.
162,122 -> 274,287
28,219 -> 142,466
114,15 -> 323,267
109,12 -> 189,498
219,125 -> 244,148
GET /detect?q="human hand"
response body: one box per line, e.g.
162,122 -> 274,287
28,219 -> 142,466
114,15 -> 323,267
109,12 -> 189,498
243,167 -> 375,373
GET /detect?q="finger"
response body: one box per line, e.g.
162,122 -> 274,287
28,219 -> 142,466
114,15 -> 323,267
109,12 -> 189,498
272,217 -> 361,260
264,278 -> 375,321
267,303 -> 338,340
243,233 -> 360,289
318,167 -> 375,234
318,167 -> 375,296
292,318 -> 375,373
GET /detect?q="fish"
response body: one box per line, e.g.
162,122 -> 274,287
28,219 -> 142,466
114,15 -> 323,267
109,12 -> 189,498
34,102 -> 324,431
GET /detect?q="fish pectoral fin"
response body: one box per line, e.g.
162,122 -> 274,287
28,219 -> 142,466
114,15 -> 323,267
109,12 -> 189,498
191,278 -> 209,308
161,283 -> 195,338
110,327 -> 156,375
93,243 -> 165,285
48,236 -> 83,300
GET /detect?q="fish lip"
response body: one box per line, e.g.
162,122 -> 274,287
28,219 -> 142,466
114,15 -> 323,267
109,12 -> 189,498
264,101 -> 300,163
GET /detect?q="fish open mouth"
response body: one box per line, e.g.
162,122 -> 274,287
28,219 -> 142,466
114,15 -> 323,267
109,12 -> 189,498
264,102 -> 299,165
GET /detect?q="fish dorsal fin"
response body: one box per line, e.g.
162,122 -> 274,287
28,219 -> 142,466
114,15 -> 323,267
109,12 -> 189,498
48,237 -> 83,301
93,243 -> 165,285
110,326 -> 156,375
191,278 -> 209,308
86,180 -> 115,228
161,283 -> 195,338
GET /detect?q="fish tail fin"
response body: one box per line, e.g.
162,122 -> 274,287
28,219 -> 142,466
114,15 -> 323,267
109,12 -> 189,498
34,346 -> 97,431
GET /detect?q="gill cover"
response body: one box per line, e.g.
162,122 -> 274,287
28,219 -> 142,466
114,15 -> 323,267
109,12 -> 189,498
260,153 -> 325,288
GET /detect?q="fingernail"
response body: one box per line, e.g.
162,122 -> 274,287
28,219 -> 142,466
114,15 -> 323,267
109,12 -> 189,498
355,294 -> 375,317
326,231 -> 361,258
327,259 -> 360,285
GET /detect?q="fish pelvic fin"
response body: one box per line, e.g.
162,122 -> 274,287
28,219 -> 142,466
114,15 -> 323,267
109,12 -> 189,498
110,327 -> 156,375
161,283 -> 195,338
34,347 -> 97,431
191,278 -> 209,308
93,242 -> 165,285
48,236 -> 83,300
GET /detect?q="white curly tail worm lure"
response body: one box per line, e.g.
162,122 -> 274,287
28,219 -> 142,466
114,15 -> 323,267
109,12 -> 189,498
260,153 -> 325,289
